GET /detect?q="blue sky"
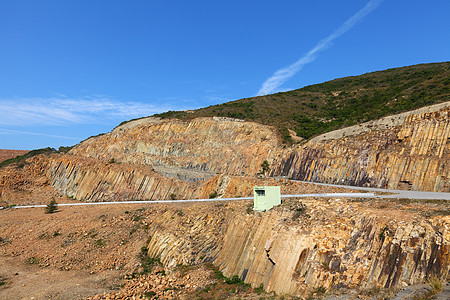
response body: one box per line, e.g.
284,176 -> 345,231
1,0 -> 449,150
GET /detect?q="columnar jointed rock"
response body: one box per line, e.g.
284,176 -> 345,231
143,199 -> 449,297
47,155 -> 201,202
272,103 -> 449,192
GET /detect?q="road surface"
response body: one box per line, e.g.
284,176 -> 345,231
295,180 -> 450,200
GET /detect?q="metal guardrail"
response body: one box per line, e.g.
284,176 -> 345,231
10,193 -> 375,209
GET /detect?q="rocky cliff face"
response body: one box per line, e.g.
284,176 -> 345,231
217,203 -> 449,296
70,117 -> 283,182
34,102 -> 446,201
47,154 -> 347,202
1,103 -> 448,205
143,199 -> 449,296
271,102 -> 449,192
47,155 -> 202,202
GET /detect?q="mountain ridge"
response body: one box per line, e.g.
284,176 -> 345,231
151,61 -> 449,142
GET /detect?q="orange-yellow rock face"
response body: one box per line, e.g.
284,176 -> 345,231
70,117 -> 282,180
272,103 -> 449,192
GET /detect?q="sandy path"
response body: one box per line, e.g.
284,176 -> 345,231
0,256 -> 122,300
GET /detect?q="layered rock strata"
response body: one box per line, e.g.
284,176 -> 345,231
70,117 -> 282,181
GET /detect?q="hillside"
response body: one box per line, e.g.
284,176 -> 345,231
153,62 -> 450,142
0,63 -> 449,299
0,150 -> 28,164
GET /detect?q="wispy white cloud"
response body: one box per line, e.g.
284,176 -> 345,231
257,0 -> 383,96
0,128 -> 80,140
0,96 -> 177,126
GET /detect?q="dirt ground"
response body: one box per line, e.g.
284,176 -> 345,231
0,256 -> 121,299
0,202 -> 168,299
0,201 -> 260,299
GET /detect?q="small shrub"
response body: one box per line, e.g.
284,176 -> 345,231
175,209 -> 184,216
260,160 -> 270,175
422,276 -> 443,299
58,146 -> 74,153
0,237 -> 9,246
139,246 -> 163,274
94,239 -> 104,248
129,225 -> 138,235
292,202 -> 306,220
309,285 -> 327,298
254,283 -> 265,294
87,229 -> 97,238
176,264 -> 197,276
25,257 -> 41,265
212,267 -> 226,281
209,191 -> 218,199
143,291 -> 156,298
0,276 -> 6,286
225,275 -> 242,285
108,158 -> 116,164
379,225 -> 388,241
170,193 -> 177,200
363,286 -> 382,296
45,199 -> 58,214
38,233 -> 48,239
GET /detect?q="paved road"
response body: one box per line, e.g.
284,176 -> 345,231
295,180 -> 450,200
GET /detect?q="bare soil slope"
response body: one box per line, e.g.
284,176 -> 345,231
0,150 -> 28,163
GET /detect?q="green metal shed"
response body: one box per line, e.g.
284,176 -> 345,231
253,186 -> 281,211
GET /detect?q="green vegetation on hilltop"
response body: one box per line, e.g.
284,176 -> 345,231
153,62 -> 449,143
0,146 -> 74,169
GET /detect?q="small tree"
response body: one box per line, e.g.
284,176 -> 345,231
45,199 -> 58,214
260,160 -> 270,176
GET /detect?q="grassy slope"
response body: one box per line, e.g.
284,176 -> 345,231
153,62 -> 449,143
